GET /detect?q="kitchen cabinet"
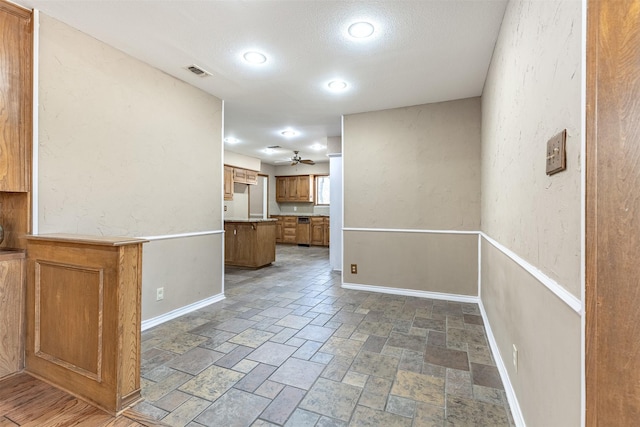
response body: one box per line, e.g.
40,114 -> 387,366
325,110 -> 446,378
224,165 -> 258,200
324,217 -> 330,246
274,216 -> 283,243
310,217 -> 330,247
282,216 -> 297,244
25,234 -> 147,415
225,220 -> 276,268
224,166 -> 234,200
310,217 -> 324,246
274,216 -> 329,247
275,175 -> 314,202
0,250 -> 25,380
233,167 -> 258,185
0,2 -> 32,192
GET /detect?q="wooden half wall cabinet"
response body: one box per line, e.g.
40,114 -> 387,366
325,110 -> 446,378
24,234 -> 148,416
224,164 -> 259,201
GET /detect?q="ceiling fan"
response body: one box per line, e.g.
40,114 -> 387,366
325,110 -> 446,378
289,150 -> 315,166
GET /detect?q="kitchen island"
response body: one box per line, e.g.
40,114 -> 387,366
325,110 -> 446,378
224,219 -> 277,268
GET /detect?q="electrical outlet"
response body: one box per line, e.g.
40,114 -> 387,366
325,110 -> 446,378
224,205 -> 227,211
546,129 -> 567,175
156,287 -> 164,301
294,206 -> 297,212
512,344 -> 518,373
351,264 -> 358,274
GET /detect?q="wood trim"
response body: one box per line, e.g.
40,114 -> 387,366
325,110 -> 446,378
585,0 -> 640,424
0,1 -> 32,19
585,0 -> 599,424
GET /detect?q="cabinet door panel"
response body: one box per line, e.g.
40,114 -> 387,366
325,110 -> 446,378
0,6 -> 31,191
276,177 -> 287,202
286,177 -> 298,201
224,166 -> 234,200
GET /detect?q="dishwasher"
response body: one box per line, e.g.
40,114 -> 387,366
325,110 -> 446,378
296,217 -> 311,246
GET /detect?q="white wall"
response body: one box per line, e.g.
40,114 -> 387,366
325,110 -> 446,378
37,14 -> 224,321
329,155 -> 342,271
480,0 -> 582,425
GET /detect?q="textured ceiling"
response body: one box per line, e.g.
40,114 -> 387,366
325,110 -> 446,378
17,0 -> 508,164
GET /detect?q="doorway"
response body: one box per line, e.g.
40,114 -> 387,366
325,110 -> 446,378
249,174 -> 269,219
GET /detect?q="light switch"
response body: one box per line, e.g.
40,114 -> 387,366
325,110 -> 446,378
546,129 -> 567,175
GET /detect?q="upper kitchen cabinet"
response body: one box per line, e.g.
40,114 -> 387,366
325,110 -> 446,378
233,167 -> 258,185
0,2 -> 32,192
224,166 -> 233,200
276,175 -> 314,203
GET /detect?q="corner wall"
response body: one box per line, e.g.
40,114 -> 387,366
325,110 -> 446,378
343,98 -> 481,296
37,14 -> 224,321
480,1 -> 583,425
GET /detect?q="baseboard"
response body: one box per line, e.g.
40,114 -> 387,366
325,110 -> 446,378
141,293 -> 225,331
478,299 -> 526,427
341,282 -> 479,304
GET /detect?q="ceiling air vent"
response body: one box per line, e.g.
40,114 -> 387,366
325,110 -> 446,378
185,64 -> 211,78
267,145 -> 282,149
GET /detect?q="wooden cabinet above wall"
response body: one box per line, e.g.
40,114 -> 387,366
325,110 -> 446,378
224,165 -> 259,201
275,175 -> 314,203
0,2 -> 32,192
233,167 -> 258,185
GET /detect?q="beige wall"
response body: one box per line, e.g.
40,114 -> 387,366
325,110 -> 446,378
343,98 -> 481,294
225,150 -> 260,171
481,241 -> 581,426
344,231 -> 478,295
481,0 -> 582,297
37,15 -> 224,320
480,1 -> 582,425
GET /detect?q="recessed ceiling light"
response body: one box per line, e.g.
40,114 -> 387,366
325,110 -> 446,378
243,51 -> 267,64
310,143 -> 326,151
224,137 -> 240,144
348,22 -> 375,38
328,80 -> 348,91
281,130 -> 298,137
263,147 -> 276,154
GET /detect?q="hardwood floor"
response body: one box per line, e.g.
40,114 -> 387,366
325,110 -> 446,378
0,373 -> 167,427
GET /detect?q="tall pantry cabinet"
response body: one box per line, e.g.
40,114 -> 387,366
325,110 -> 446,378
0,1 -> 32,380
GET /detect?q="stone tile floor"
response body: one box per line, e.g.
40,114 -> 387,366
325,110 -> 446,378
134,245 -> 515,426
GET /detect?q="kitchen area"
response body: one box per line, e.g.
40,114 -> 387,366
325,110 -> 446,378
223,150 -> 332,269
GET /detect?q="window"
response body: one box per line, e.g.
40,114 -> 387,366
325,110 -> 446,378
315,175 -> 330,205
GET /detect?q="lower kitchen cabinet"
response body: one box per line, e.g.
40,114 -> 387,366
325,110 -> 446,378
225,220 -> 276,268
310,217 -> 325,246
282,217 -> 297,244
272,216 -> 329,247
274,217 -> 283,243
